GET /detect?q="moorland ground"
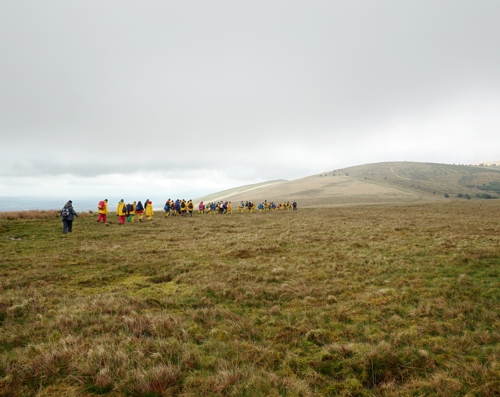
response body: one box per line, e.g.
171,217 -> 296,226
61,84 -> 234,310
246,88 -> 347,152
0,200 -> 499,396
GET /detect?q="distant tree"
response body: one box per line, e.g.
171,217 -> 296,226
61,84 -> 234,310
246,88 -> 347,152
464,194 -> 471,200
444,193 -> 449,198
457,193 -> 463,198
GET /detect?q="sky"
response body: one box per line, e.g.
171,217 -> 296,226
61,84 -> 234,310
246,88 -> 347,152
1,0 -> 499,198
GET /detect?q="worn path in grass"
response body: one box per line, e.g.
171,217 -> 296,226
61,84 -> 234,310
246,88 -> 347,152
0,201 -> 499,396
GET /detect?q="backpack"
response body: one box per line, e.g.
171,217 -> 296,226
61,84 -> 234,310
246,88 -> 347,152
61,207 -> 70,218
136,201 -> 144,211
98,200 -> 105,210
188,202 -> 193,210
127,204 -> 134,212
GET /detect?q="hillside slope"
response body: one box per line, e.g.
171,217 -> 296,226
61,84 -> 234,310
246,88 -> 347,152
195,162 -> 500,207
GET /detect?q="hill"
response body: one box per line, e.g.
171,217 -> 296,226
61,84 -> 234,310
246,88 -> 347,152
195,161 -> 500,207
194,180 -> 287,204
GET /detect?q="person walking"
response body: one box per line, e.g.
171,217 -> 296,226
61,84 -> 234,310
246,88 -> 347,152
97,199 -> 108,223
164,199 -> 171,218
180,199 -> 187,217
61,200 -> 78,234
117,199 -> 126,225
145,200 -> 154,220
129,201 -> 137,222
187,200 -> 194,216
136,200 -> 144,222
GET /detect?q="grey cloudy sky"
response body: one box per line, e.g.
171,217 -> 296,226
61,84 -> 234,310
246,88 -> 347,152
1,0 -> 499,198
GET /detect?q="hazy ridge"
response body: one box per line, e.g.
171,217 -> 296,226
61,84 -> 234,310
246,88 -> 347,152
2,162 -> 500,212
195,161 -> 500,207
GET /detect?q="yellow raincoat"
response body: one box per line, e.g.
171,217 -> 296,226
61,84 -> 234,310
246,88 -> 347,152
145,202 -> 154,218
116,200 -> 125,216
98,200 -> 108,215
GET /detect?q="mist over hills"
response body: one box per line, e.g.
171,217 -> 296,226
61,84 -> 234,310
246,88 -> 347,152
2,162 -> 499,212
195,161 -> 500,207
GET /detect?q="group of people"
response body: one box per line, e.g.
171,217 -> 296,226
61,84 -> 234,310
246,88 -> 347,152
97,199 -> 297,222
60,198 -> 298,232
163,199 -> 196,217
95,199 -> 154,225
197,200 -> 297,214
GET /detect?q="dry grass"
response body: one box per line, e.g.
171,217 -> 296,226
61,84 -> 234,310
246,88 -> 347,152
0,200 -> 499,396
0,210 -> 92,220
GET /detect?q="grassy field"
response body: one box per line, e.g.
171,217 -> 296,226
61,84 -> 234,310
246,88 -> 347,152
0,201 -> 499,396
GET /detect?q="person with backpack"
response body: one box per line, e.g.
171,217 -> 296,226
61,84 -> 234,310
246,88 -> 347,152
96,199 -> 108,223
129,201 -> 137,222
164,199 -> 171,218
126,203 -> 134,222
187,200 -> 194,216
180,199 -> 187,217
61,200 -> 78,234
292,201 -> 297,211
117,199 -> 126,225
136,200 -> 144,222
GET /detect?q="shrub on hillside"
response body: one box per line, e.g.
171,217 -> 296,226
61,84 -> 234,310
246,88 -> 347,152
476,193 -> 497,199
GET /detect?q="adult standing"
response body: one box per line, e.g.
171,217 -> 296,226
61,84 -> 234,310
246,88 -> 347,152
97,199 -> 108,223
61,200 -> 78,234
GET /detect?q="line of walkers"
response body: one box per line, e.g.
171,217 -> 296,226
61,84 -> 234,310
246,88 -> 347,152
95,199 -> 154,225
62,198 -> 298,233
94,198 -> 298,224
197,200 -> 297,215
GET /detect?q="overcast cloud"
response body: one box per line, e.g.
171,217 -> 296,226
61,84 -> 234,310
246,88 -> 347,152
1,0 -> 499,198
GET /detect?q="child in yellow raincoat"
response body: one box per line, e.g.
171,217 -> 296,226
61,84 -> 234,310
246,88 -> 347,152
145,201 -> 154,220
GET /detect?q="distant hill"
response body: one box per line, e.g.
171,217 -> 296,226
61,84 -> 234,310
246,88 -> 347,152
476,160 -> 500,167
194,180 -> 287,203
194,162 -> 500,207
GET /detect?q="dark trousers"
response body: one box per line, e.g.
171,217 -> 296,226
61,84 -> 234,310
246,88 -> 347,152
63,220 -> 73,234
